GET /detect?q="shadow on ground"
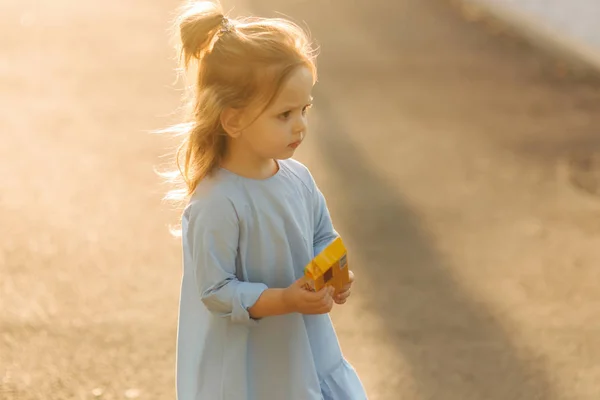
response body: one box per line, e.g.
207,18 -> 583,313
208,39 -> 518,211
311,94 -> 555,400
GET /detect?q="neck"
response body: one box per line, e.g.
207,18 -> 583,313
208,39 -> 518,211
221,139 -> 278,180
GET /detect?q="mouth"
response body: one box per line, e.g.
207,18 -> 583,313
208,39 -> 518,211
288,140 -> 302,149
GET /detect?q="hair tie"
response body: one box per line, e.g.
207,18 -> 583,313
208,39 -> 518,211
218,17 -> 233,36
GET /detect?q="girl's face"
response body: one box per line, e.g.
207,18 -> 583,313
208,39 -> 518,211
238,66 -> 314,161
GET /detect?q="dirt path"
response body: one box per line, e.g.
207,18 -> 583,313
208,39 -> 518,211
2,0 -> 600,399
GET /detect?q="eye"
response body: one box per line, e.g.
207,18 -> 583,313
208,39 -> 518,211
279,110 -> 291,120
302,104 -> 313,115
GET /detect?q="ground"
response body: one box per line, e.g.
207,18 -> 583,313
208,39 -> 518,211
1,0 -> 600,399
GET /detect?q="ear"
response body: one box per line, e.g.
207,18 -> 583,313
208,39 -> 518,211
220,107 -> 244,138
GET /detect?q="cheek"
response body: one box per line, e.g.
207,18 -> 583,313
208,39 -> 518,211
246,121 -> 287,149
265,121 -> 290,142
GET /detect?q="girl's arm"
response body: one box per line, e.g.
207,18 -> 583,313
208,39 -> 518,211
186,196 -> 269,326
247,288 -> 290,318
312,184 -> 339,257
249,279 -> 336,318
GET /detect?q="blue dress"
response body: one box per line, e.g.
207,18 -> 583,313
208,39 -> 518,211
176,158 -> 367,400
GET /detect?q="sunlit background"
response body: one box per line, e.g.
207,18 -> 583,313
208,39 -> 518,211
2,0 -> 600,399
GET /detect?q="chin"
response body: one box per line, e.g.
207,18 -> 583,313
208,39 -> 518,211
276,148 -> 297,160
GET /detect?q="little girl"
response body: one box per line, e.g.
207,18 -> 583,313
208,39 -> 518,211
166,2 -> 367,399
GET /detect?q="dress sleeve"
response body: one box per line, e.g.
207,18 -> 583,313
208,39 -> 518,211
186,197 -> 268,326
312,182 -> 339,257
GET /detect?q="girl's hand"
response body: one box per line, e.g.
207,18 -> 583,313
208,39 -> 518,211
283,277 -> 335,315
334,270 -> 355,305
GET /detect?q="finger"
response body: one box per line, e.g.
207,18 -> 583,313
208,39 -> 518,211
307,296 -> 333,314
301,291 -> 321,304
293,276 -> 310,288
335,290 -> 351,302
340,283 -> 352,292
304,286 -> 332,303
321,295 -> 334,312
334,297 -> 347,305
319,286 -> 335,298
348,270 -> 355,283
319,289 -> 334,307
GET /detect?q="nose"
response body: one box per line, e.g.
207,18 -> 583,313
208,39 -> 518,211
293,114 -> 307,135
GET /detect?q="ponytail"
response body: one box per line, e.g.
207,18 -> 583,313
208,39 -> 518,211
176,1 -> 225,67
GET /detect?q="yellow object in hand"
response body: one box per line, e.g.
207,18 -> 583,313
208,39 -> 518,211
303,237 -> 350,292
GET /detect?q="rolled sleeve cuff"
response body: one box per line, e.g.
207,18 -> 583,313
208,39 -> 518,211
231,282 -> 269,325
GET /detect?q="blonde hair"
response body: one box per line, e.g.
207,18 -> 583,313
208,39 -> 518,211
162,1 -> 318,204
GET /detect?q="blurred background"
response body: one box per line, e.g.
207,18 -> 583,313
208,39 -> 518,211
2,0 -> 600,399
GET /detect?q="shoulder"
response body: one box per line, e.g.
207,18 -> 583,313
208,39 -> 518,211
279,158 -> 316,193
183,173 -> 240,224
